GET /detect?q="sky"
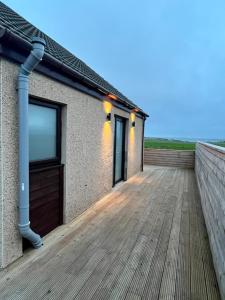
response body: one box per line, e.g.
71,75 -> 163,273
2,0 -> 225,139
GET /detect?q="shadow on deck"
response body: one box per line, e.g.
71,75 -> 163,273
0,166 -> 220,299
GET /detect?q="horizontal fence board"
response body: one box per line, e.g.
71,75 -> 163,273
144,149 -> 195,169
195,142 -> 225,299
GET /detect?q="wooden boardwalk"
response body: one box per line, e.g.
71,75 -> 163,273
0,166 -> 220,299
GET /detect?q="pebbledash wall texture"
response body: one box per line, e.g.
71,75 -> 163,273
0,57 -> 144,268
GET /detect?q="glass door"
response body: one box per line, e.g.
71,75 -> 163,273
113,116 -> 126,185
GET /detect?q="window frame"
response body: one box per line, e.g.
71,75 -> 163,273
29,97 -> 61,169
113,115 -> 127,187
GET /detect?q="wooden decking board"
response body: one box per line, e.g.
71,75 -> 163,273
31,194 -> 144,298
175,193 -> 191,299
189,172 -> 208,300
71,171 -> 166,299
124,212 -> 166,299
72,227 -> 142,300
141,200 -> 177,300
3,174 -> 155,287
124,170 -> 180,299
0,166 -> 220,300
0,176 -> 151,298
91,203 -> 163,300
89,170 -> 170,299
40,170 -> 165,299
127,172 -> 180,299
108,177 -> 175,299
58,169 -> 167,299
0,173 -> 149,287
158,169 -> 185,300
65,204 -> 146,298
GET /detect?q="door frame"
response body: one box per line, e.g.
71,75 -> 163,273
27,97 -> 63,240
113,115 -> 128,187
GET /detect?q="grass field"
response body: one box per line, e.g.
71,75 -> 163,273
144,138 -> 225,150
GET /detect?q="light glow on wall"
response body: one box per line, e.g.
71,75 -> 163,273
101,121 -> 113,176
128,125 -> 136,176
101,100 -> 113,171
130,112 -> 136,123
103,100 -> 112,115
130,112 -> 136,127
102,122 -> 112,142
130,126 -> 135,145
129,112 -> 136,169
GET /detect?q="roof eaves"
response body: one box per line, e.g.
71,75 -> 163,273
0,21 -> 149,118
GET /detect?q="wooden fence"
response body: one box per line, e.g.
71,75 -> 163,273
144,148 -> 195,168
195,142 -> 225,298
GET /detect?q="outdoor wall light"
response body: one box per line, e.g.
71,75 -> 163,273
106,112 -> 112,122
132,121 -> 136,127
107,93 -> 117,100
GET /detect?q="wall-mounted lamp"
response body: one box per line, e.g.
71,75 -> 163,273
132,121 -> 136,127
106,113 -> 112,122
107,93 -> 117,100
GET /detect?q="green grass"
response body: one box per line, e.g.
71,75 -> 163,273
144,138 -> 225,150
213,141 -> 225,148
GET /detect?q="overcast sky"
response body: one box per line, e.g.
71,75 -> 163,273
3,0 -> 225,139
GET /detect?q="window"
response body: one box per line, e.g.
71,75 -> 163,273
113,116 -> 126,186
29,99 -> 61,164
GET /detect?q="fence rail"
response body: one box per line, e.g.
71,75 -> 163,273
195,142 -> 225,298
144,148 -> 195,168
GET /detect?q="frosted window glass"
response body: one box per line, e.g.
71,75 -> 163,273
29,104 -> 57,161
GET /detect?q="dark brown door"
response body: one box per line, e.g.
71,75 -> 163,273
29,165 -> 63,237
24,98 -> 63,248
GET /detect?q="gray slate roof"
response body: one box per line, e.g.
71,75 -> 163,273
0,1 -> 146,114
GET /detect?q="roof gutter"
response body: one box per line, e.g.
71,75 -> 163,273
0,26 -> 149,117
44,54 -> 147,116
17,36 -> 46,248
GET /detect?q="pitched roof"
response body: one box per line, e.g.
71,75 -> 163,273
0,1 -> 147,116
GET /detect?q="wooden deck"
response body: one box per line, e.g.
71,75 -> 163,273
0,166 -> 220,299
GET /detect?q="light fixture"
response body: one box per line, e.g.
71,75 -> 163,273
106,113 -> 112,122
132,121 -> 136,127
107,93 -> 117,100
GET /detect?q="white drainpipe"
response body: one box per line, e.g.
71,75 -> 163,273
18,37 -> 46,248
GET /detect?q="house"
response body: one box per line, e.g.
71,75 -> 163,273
0,2 -> 148,268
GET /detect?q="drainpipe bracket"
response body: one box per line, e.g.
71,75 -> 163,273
19,65 -> 31,77
18,221 -> 31,230
31,50 -> 43,61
